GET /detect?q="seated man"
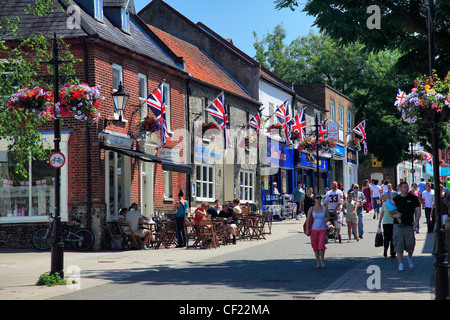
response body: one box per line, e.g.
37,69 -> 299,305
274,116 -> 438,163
126,205 -> 151,250
219,203 -> 238,244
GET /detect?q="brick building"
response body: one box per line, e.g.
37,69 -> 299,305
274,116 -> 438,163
0,0 -> 191,249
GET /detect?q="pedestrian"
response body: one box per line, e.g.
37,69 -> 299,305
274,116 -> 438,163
379,193 -> 396,258
371,179 -> 382,220
338,182 -> 347,224
417,178 -> 427,198
362,179 -> 374,214
350,184 -> 367,239
421,182 -> 435,233
292,180 -> 305,220
323,181 -> 344,243
382,180 -> 390,195
391,182 -> 421,271
410,183 -> 421,233
344,192 -> 359,243
305,193 -> 331,268
173,190 -> 189,248
432,182 -> 450,230
302,187 -> 314,221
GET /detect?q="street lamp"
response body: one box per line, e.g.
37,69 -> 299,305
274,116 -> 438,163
111,81 -> 129,122
427,0 -> 449,300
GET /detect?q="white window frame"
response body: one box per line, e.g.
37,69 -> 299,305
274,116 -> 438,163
0,132 -> 71,224
94,0 -> 103,20
112,64 -> 124,121
329,100 -> 335,123
195,164 -> 215,202
239,170 -> 255,203
162,82 -> 171,132
163,170 -> 173,200
338,105 -> 344,141
138,73 -> 147,119
121,8 -> 130,33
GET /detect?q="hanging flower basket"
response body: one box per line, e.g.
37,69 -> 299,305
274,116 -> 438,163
397,71 -> 450,124
290,131 -> 301,141
59,83 -> 102,122
136,115 -> 160,139
7,86 -> 54,122
348,137 -> 361,150
298,136 -> 337,154
266,123 -> 283,137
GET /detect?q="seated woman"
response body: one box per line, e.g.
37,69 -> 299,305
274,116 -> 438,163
194,202 -> 209,222
219,202 -> 238,244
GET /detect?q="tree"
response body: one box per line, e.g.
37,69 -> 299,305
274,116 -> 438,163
0,1 -> 79,177
253,25 -> 419,167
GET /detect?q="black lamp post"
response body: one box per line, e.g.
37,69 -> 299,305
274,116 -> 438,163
427,0 -> 449,300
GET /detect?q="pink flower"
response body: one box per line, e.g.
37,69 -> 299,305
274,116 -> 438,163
411,88 -> 417,92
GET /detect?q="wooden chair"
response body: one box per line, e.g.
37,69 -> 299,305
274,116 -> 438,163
197,220 -> 219,249
154,221 -> 176,249
248,215 -> 266,240
106,222 -> 123,250
119,222 -> 141,250
262,212 -> 273,235
185,221 -> 201,249
241,206 -> 250,215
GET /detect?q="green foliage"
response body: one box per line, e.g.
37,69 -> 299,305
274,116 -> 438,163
36,272 -> 67,287
0,1 -> 79,177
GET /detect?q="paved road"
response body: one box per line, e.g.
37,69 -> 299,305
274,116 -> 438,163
52,213 -> 434,300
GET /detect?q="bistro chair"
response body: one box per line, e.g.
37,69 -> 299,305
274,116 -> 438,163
119,222 -> 141,250
106,222 -> 123,250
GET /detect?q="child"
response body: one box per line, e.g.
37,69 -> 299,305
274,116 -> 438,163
344,192 -> 359,242
385,194 -> 403,225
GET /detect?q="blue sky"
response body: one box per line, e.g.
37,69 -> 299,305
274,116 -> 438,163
134,0 -> 318,58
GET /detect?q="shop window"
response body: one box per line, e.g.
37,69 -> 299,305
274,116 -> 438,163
196,164 -> 215,201
239,170 -> 255,202
164,171 -> 173,199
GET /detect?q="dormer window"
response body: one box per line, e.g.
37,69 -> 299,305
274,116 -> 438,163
121,8 -> 130,33
94,0 -> 103,20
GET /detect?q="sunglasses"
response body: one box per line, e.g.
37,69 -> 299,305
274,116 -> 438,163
315,196 -> 322,200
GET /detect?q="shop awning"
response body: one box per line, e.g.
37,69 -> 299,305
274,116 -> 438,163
101,144 -> 193,174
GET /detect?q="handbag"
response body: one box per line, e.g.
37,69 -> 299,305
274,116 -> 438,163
375,227 -> 383,247
303,214 -> 314,236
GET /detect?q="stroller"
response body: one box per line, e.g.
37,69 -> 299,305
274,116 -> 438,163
326,210 -> 337,243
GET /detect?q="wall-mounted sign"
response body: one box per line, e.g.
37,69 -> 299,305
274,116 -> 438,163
49,152 -> 65,169
347,148 -> 358,165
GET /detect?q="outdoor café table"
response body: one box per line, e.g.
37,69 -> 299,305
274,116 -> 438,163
153,220 -> 176,249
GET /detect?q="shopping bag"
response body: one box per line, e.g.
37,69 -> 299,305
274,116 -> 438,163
375,228 -> 383,247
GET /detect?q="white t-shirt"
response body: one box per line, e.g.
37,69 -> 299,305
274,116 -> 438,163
421,190 -> 435,208
382,185 -> 389,194
324,189 -> 344,211
126,211 -> 144,230
372,184 -> 382,198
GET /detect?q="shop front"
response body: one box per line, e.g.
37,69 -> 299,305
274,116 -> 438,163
296,151 -> 330,194
261,139 -> 295,209
345,147 -> 359,192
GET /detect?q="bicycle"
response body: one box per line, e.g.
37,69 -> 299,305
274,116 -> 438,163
32,213 -> 95,251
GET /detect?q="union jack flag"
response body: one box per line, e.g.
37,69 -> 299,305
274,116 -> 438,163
289,109 -> 306,141
318,119 -> 328,142
147,83 -> 170,146
394,89 -> 406,108
275,100 -> 292,143
353,120 -> 368,155
205,92 -> 231,149
422,151 -> 432,164
248,110 -> 262,134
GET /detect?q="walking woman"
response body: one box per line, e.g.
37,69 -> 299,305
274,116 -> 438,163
305,193 -> 331,268
379,193 -> 396,258
362,179 -> 374,214
173,190 -> 189,248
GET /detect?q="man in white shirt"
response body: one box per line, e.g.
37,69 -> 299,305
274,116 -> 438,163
126,203 -> 151,249
421,182 -> 435,233
371,179 -> 382,219
324,181 -> 344,243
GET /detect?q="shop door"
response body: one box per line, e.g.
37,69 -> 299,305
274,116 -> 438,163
141,162 -> 154,218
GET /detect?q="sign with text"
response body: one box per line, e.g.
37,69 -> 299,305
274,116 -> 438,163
327,123 -> 339,141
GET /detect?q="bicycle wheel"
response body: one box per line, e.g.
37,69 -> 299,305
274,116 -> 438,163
72,228 -> 95,251
32,228 -> 53,251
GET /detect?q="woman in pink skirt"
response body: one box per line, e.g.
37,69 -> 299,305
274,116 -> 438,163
305,193 -> 331,268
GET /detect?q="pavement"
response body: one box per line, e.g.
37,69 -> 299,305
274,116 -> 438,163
0,211 -> 440,300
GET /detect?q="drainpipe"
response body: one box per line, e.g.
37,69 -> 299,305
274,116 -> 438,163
82,38 -> 92,231
185,75 -> 192,208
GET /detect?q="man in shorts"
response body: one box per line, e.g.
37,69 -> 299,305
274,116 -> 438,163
391,182 -> 421,271
324,181 -> 344,243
